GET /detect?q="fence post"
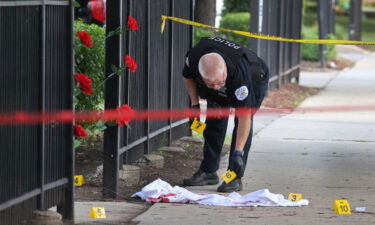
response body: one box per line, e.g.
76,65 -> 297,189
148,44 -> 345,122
250,0 -> 260,54
295,0 -> 303,83
103,0 -> 122,198
317,0 -> 327,68
57,0 -> 75,220
349,0 -> 362,41
37,0 -> 46,210
278,0 -> 285,87
145,0 -> 150,155
123,0 -> 131,164
168,0 -> 174,145
329,0 -> 336,34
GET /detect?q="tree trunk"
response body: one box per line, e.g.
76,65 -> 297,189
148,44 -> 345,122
194,0 -> 217,26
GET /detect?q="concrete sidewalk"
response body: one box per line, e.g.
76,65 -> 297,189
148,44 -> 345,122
132,50 -> 375,224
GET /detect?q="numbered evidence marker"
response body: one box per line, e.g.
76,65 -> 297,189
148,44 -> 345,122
220,170 -> 237,184
74,175 -> 85,186
190,119 -> 206,134
333,200 -> 351,214
89,207 -> 106,219
288,193 -> 303,202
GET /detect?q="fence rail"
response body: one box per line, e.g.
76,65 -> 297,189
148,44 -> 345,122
0,1 -> 74,224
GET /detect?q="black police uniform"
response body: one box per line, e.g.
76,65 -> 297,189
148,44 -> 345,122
182,37 -> 269,177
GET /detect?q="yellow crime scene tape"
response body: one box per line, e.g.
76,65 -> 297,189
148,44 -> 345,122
161,15 -> 375,45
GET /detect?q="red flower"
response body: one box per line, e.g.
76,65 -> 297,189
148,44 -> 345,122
116,104 -> 134,127
76,31 -> 93,48
74,73 -> 93,95
90,0 -> 106,23
74,125 -> 88,137
127,16 -> 139,31
125,55 -> 137,72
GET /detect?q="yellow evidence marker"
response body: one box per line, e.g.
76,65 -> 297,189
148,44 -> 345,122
89,207 -> 106,219
221,170 -> 237,184
74,175 -> 85,186
190,119 -> 206,134
333,200 -> 351,214
288,193 -> 303,202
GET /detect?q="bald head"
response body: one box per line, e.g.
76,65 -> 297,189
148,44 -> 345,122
198,53 -> 227,90
198,53 -> 226,81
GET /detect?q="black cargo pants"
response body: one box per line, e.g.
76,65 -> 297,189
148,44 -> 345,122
199,101 -> 254,177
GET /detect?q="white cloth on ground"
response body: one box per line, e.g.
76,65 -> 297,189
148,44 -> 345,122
131,179 -> 309,207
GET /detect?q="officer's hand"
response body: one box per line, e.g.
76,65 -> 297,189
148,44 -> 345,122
190,104 -> 201,123
229,153 -> 244,177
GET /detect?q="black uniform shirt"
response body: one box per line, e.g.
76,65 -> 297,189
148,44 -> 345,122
182,50 -> 269,109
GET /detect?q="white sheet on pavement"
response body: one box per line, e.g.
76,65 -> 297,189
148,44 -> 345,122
131,179 -> 309,207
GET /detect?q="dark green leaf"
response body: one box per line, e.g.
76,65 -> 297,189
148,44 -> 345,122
111,64 -> 118,73
95,121 -> 107,131
73,1 -> 80,7
116,70 -> 125,76
74,139 -> 82,148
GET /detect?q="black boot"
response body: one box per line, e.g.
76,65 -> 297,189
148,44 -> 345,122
217,178 -> 242,193
183,169 -> 219,186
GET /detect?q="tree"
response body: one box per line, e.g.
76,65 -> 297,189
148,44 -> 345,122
194,0 -> 217,26
222,0 -> 250,15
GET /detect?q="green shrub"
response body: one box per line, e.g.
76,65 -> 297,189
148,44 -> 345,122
219,12 -> 251,47
221,0 -> 250,16
301,27 -> 337,61
304,0 -> 317,14
74,19 -> 105,111
303,12 -> 317,27
325,34 -> 338,60
193,27 -> 217,46
334,23 -> 348,40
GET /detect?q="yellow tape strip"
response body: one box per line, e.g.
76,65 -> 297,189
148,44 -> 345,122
161,15 -> 375,45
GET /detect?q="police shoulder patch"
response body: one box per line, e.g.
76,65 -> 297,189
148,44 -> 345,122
235,86 -> 249,101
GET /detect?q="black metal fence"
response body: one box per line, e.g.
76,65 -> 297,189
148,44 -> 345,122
349,0 -> 362,40
103,0 -> 193,198
0,1 -> 74,224
250,0 -> 303,89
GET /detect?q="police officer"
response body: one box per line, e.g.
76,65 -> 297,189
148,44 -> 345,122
182,37 -> 269,192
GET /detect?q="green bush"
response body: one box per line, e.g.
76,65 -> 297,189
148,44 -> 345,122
193,27 -> 217,46
334,23 -> 348,40
219,12 -> 251,47
303,12 -> 317,27
74,19 -> 105,111
193,13 -> 250,49
301,27 -> 337,61
304,0 -> 317,14
221,0 -> 250,16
